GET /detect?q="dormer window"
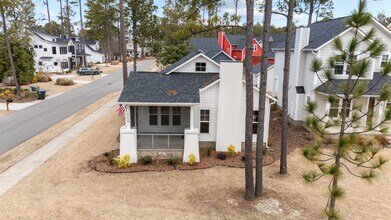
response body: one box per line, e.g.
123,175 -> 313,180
195,62 -> 206,72
381,55 -> 389,68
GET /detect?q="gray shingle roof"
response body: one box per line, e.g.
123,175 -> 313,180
253,62 -> 274,74
315,72 -> 391,95
211,51 -> 233,63
118,72 -> 219,103
189,37 -> 221,52
272,16 -> 350,50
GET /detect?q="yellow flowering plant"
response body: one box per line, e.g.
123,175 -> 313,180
188,153 -> 196,165
227,145 -> 236,156
115,154 -> 131,168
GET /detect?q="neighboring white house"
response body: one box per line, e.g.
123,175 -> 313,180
29,28 -> 105,73
272,16 -> 391,130
118,50 -> 277,163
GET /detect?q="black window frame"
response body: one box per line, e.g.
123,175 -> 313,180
195,62 -> 206,72
149,107 -> 158,126
200,109 -> 210,133
43,48 -> 47,52
160,107 -> 170,126
252,110 -> 259,134
172,107 -> 181,126
60,47 -> 67,54
52,47 -> 57,54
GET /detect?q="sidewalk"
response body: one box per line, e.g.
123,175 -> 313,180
0,98 -> 117,196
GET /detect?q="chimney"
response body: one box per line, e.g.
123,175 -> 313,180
217,31 -> 225,49
216,61 -> 244,151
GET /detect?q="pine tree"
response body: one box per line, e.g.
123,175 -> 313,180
303,1 -> 390,219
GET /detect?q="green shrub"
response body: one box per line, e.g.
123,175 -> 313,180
188,153 -> 196,165
217,152 -> 227,160
227,145 -> 236,157
207,146 -> 213,157
108,152 -> 115,165
55,78 -> 75,86
115,154 -> 131,168
141,155 -> 153,165
166,156 -> 180,165
22,91 -> 38,99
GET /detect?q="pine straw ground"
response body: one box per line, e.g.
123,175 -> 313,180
1,105 -> 390,219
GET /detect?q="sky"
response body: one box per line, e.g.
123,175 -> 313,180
35,0 -> 391,30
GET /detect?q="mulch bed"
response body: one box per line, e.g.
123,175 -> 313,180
90,148 -> 275,173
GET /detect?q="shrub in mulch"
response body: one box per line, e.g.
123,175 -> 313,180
374,135 -> 390,148
55,78 -> 75,86
36,73 -> 52,82
89,148 -> 275,173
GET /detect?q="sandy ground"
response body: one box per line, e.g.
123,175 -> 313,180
0,104 -> 390,219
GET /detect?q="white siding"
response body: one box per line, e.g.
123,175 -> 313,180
195,83 -> 219,141
175,56 -> 220,73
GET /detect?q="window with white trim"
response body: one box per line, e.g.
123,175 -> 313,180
149,107 -> 158,126
60,47 -> 67,54
329,99 -> 339,118
252,110 -> 259,134
381,55 -> 389,68
329,99 -> 352,118
334,56 -> 344,75
200,109 -> 210,133
161,107 -> 170,126
172,107 -> 181,126
253,44 -> 257,51
195,62 -> 206,72
61,61 -> 69,69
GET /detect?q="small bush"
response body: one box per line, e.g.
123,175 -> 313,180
188,153 -> 196,165
207,146 -> 213,157
241,156 -> 246,161
141,155 -> 153,165
217,152 -> 227,160
31,76 -> 38,83
374,135 -> 390,147
227,145 -> 236,157
22,91 -> 38,99
36,73 -> 52,82
166,156 -> 180,165
115,154 -> 131,168
55,78 -> 75,86
108,152 -> 115,165
111,60 -> 120,65
103,152 -> 110,157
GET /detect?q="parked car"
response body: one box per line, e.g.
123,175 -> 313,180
77,68 -> 100,75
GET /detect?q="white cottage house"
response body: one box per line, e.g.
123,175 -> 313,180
118,50 -> 276,163
29,28 -> 105,73
272,16 -> 391,130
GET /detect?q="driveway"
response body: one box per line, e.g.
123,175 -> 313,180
0,59 -> 156,155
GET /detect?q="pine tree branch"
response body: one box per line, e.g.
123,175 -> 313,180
340,163 -> 364,178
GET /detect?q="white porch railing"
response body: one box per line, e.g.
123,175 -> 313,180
137,133 -> 185,150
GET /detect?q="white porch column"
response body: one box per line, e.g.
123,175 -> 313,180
120,104 -> 137,163
190,106 -> 194,129
183,128 -> 200,163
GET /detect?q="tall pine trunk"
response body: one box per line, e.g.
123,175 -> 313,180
244,0 -> 255,200
45,0 -> 51,34
119,0 -> 128,85
280,0 -> 295,175
255,0 -> 272,197
79,0 -> 86,67
132,8 -> 137,73
0,5 -> 22,98
308,0 -> 314,25
59,0 -> 64,35
105,3 -> 111,66
66,0 -> 71,37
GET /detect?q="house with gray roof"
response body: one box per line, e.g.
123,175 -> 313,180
272,16 -> 391,129
118,50 -> 277,163
28,28 -> 104,73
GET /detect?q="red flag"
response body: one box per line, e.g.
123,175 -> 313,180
117,105 -> 125,117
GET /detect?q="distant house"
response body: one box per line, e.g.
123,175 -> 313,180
272,16 -> 391,129
118,50 -> 277,163
28,28 -> 105,73
190,37 -> 277,96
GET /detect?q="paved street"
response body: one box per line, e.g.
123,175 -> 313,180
0,59 -> 156,155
